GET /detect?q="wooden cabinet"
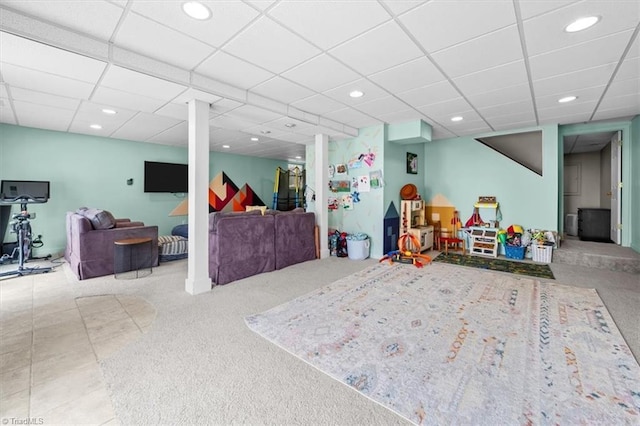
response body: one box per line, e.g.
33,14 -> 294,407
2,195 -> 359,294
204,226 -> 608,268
470,227 -> 498,258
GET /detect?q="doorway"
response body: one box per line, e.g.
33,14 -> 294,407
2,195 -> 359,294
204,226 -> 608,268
562,130 -> 622,244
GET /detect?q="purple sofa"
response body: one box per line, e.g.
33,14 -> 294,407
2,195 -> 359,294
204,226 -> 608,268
209,209 -> 316,285
65,211 -> 159,280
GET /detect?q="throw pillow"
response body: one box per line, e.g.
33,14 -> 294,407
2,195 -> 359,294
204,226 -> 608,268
245,205 -> 267,215
81,208 -> 116,230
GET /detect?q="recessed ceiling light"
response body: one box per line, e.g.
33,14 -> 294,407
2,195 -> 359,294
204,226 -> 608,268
89,124 -> 102,129
222,145 -> 230,149
451,116 -> 463,122
182,1 -> 212,20
295,156 -> 301,159
349,90 -> 364,98
565,16 -> 599,33
558,96 -> 577,103
251,137 -> 259,141
101,108 -> 116,115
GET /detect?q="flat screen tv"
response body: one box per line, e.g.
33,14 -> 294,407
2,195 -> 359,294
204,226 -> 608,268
0,180 -> 50,202
144,161 -> 188,193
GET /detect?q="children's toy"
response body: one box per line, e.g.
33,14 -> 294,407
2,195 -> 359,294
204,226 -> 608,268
379,233 -> 431,268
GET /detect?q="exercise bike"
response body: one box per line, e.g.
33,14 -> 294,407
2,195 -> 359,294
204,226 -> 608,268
0,193 -> 52,277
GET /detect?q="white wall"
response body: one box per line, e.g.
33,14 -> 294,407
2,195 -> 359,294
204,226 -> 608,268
563,151 -> 602,215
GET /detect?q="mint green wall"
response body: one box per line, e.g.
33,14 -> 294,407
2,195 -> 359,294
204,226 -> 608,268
0,124 -> 284,257
424,125 -> 559,231
630,115 -> 639,252
559,119 -> 634,248
383,137 -> 426,216
328,125 -> 385,257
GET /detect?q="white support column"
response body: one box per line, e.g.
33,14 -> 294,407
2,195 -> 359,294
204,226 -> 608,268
185,99 -> 212,295
315,134 -> 330,258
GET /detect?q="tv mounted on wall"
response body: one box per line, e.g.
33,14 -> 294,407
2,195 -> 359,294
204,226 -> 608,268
144,161 -> 188,193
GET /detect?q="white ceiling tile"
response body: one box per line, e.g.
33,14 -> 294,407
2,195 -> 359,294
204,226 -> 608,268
291,94 -> 345,115
592,99 -> 640,121
226,105 -> 284,124
210,115 -> 256,131
369,57 -> 446,94
155,103 -> 188,121
539,109 -> 593,125
492,119 -> 538,131
604,77 -> 640,99
10,88 -> 80,111
68,101 -> 138,135
416,97 -> 474,119
533,62 -> 617,97
99,66 -> 188,100
0,32 -> 106,82
615,56 -> 639,82
148,121 -> 188,146
485,109 -> 537,128
431,25 -> 523,78
374,109 -> 421,125
329,21 -> 423,75
523,1 -> 640,56
250,77 -> 316,104
467,84 -> 532,109
397,81 -> 461,108
355,96 -> 410,117
131,1 -> 259,48
529,30 -> 635,80
115,13 -> 214,69
91,86 -> 168,113
0,63 -> 95,99
400,0 -> 516,53
518,0 -> 580,20
322,107 -> 376,126
244,1 -> 277,11
13,100 -> 75,132
222,17 -> 321,74
1,0 -> 123,41
379,0 -> 428,16
263,117 -> 315,133
536,85 -> 606,109
478,100 -> 535,120
453,60 -> 529,96
538,101 -> 596,122
111,112 -> 182,141
210,128 -> 250,144
323,79 -> 390,106
0,84 -> 8,98
281,54 -> 360,93
269,0 -> 390,50
211,98 -> 244,115
195,51 -> 275,88
598,92 -> 640,112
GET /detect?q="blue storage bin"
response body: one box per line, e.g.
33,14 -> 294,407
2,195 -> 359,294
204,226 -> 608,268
504,245 -> 525,260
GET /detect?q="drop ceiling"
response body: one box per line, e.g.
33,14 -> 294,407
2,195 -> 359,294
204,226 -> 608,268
0,0 -> 638,163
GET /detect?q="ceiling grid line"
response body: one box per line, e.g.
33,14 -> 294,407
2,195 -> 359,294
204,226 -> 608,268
587,22 -> 640,122
512,0 -> 540,126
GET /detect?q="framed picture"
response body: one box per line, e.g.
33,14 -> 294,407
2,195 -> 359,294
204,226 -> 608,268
406,152 -> 418,174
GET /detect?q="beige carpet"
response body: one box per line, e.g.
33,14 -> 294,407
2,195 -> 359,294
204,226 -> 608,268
247,262 -> 640,425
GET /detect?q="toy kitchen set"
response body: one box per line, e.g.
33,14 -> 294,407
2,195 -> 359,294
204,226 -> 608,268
401,199 -> 434,252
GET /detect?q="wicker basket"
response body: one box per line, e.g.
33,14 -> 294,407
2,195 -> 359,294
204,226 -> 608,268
531,244 -> 553,263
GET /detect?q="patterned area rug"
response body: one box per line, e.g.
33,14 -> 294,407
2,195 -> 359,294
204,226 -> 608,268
246,263 -> 639,425
433,251 -> 555,279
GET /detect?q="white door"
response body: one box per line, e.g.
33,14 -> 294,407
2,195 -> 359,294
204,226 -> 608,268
610,131 -> 622,244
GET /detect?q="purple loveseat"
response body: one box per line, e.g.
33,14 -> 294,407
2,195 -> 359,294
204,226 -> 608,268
209,209 -> 316,285
65,211 -> 158,280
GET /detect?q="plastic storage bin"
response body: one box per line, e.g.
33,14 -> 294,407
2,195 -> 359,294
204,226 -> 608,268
347,238 -> 370,260
503,245 -> 526,260
531,244 -> 553,263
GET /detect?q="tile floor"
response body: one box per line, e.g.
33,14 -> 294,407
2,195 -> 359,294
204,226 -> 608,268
1,267 -> 155,425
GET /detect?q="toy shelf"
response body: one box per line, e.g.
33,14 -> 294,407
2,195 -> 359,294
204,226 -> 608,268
470,227 -> 498,258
